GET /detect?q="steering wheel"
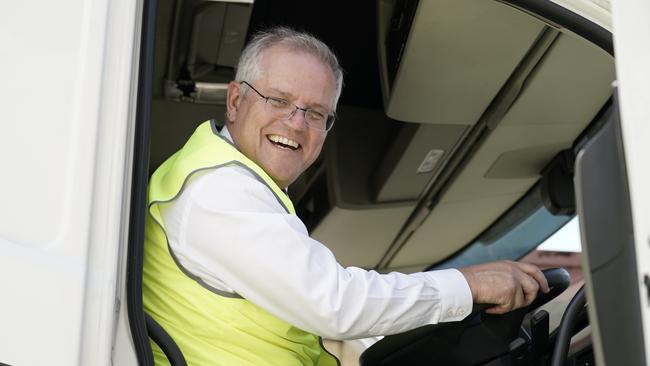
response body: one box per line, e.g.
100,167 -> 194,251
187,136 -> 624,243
359,268 -> 570,366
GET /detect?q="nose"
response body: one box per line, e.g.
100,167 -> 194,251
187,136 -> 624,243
285,106 -> 309,130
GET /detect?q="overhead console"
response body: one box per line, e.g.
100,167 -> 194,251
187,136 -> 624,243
321,0 -> 550,209
378,0 -> 545,125
367,0 -> 549,206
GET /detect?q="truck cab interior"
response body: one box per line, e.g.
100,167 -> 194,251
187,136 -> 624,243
127,0 -> 646,365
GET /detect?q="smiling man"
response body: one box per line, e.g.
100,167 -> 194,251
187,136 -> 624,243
225,38 -> 337,188
142,27 -> 549,366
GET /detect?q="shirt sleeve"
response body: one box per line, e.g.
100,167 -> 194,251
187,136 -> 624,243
159,165 -> 473,340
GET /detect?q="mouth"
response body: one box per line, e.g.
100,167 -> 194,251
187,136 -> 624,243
267,134 -> 301,151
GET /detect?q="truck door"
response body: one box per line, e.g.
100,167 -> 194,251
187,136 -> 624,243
0,0 -> 142,365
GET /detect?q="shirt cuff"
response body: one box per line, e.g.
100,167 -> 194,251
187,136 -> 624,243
427,268 -> 473,322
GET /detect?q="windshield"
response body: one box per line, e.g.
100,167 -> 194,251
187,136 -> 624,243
429,185 -> 574,270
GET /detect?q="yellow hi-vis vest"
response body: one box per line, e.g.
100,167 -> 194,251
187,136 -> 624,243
143,120 -> 339,366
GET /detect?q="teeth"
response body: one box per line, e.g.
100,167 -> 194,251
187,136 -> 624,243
268,134 -> 299,149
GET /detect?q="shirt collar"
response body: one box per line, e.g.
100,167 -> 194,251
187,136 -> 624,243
220,125 -> 235,144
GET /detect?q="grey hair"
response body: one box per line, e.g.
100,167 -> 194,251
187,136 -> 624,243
235,26 -> 344,111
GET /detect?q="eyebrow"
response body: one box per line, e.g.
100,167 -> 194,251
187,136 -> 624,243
267,87 -> 329,111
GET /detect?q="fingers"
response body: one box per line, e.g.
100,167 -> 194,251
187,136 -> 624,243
459,261 -> 549,314
516,262 -> 550,293
520,273 -> 540,305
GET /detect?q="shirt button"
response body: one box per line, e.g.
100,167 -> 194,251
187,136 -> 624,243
446,309 -> 454,317
458,309 -> 466,316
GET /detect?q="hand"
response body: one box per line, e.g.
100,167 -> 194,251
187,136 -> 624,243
458,260 -> 550,314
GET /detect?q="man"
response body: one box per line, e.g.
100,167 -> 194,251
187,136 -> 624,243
143,27 -> 549,366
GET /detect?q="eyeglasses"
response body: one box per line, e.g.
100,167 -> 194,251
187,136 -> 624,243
240,81 -> 336,132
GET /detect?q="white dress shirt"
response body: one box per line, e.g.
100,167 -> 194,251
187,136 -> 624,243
158,126 -> 473,340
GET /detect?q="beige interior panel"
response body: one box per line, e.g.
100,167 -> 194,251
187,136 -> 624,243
312,205 -> 415,268
442,123 -> 582,203
389,193 -> 523,268
484,143 -> 567,179
374,123 -> 468,202
323,338 -> 381,366
386,0 -> 544,124
500,33 -> 614,127
442,33 -> 614,203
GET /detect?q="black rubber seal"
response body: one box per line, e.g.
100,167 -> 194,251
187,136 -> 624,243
127,0 -> 157,364
146,314 -> 188,366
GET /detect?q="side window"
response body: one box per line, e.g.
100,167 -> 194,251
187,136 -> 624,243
536,216 -> 581,252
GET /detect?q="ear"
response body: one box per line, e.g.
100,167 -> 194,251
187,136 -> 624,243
226,81 -> 241,124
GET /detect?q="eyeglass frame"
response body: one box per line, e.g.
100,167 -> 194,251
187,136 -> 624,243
239,81 -> 336,132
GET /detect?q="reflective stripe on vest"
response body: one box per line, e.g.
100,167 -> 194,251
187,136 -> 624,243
143,120 -> 339,366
